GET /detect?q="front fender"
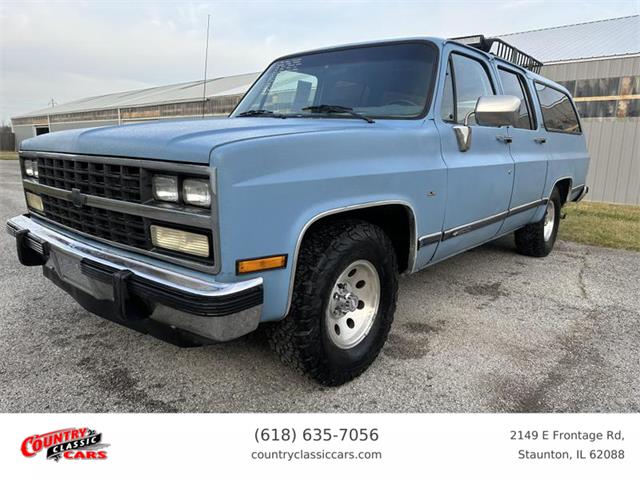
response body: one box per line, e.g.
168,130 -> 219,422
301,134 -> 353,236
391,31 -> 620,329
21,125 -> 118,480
210,124 -> 446,321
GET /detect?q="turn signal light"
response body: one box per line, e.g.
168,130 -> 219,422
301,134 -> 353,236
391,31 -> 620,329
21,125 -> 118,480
237,255 -> 287,274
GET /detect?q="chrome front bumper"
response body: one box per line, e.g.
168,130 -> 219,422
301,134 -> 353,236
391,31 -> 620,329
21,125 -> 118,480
6,214 -> 263,343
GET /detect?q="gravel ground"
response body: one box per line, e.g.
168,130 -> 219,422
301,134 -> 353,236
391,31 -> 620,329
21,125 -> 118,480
1,159 -> 638,413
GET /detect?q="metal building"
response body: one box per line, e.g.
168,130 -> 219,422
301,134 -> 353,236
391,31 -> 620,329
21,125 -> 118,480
10,16 -> 640,204
499,15 -> 640,205
11,72 -> 259,147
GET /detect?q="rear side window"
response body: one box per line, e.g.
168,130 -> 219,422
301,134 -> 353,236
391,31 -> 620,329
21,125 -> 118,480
498,68 -> 535,130
535,83 -> 581,134
441,53 -> 494,125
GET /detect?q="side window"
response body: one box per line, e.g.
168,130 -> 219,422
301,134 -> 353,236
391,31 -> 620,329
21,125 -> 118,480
498,69 -> 534,130
535,83 -> 581,134
450,53 -> 494,125
441,60 -> 455,122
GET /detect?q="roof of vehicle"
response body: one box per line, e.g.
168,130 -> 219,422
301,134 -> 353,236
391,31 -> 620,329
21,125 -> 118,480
271,37 -> 447,60
442,40 -> 570,95
275,36 -> 562,88
492,57 -> 572,96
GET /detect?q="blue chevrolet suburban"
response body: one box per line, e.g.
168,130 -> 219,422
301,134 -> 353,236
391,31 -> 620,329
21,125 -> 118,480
7,35 -> 589,385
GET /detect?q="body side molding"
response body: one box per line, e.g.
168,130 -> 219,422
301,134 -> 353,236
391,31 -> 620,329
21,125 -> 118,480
417,197 -> 549,248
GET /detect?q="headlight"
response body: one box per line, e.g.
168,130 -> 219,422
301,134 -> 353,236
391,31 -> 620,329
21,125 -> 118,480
182,178 -> 211,207
152,175 -> 179,202
24,159 -> 38,178
150,225 -> 210,257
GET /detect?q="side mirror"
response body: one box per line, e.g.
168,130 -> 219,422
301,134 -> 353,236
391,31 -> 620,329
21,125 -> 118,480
474,95 -> 521,127
453,95 -> 521,152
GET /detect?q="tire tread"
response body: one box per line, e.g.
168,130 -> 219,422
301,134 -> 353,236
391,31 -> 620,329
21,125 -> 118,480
514,189 -> 561,257
267,219 -> 398,386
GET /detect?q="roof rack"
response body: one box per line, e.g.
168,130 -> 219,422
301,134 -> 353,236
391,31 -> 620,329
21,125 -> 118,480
450,35 -> 544,74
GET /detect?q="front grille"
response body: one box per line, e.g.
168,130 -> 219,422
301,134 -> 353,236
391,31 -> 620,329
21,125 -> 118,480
21,153 -> 214,270
41,194 -> 150,249
36,157 -> 142,202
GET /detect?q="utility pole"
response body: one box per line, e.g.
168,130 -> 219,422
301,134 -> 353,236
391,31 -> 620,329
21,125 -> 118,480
202,14 -> 211,118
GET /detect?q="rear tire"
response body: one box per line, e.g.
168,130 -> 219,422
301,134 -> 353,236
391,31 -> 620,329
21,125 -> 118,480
514,188 -> 562,257
267,220 -> 398,386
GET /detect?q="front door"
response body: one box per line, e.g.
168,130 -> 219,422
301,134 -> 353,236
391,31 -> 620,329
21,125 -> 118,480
432,49 -> 514,262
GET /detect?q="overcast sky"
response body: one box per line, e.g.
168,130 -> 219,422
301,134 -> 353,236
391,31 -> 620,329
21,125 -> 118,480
0,0 -> 638,123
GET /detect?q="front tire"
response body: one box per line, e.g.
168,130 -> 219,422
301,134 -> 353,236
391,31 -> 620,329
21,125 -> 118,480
267,220 -> 398,386
514,188 -> 562,257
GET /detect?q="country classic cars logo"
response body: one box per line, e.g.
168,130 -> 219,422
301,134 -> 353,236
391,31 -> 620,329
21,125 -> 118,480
21,427 -> 109,461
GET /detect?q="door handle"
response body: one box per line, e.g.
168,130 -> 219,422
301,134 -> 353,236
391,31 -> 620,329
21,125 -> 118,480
534,137 -> 547,144
496,135 -> 512,144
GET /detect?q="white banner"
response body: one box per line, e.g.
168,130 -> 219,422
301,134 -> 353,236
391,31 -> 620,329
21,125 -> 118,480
1,413 -> 637,478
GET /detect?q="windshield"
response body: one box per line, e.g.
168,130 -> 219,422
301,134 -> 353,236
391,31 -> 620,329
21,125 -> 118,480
232,42 -> 438,119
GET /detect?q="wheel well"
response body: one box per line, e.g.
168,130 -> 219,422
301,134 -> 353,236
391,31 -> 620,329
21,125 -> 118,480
554,178 -> 572,205
302,204 -> 414,273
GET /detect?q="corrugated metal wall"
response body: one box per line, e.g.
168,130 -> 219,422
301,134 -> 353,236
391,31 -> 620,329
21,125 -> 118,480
581,118 -> 640,204
13,125 -> 36,147
542,56 -> 640,205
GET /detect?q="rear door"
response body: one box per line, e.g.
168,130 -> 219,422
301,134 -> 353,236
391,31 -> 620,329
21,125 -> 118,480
533,82 -> 589,203
432,48 -> 514,262
495,65 -> 549,234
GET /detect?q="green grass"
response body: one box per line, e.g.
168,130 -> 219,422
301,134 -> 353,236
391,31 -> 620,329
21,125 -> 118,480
0,151 -> 18,160
560,201 -> 640,252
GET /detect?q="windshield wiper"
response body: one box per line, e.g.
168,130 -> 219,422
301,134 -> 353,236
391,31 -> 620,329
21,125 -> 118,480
302,105 -> 375,123
237,109 -> 287,118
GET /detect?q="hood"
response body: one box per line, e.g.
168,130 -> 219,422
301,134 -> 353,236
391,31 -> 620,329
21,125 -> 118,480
20,117 -> 376,164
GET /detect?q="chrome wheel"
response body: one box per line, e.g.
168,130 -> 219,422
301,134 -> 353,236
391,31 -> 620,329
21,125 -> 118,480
326,260 -> 380,349
543,200 -> 556,242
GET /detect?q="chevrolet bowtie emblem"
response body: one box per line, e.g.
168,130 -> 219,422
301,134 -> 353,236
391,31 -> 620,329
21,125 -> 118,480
70,188 -> 87,208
